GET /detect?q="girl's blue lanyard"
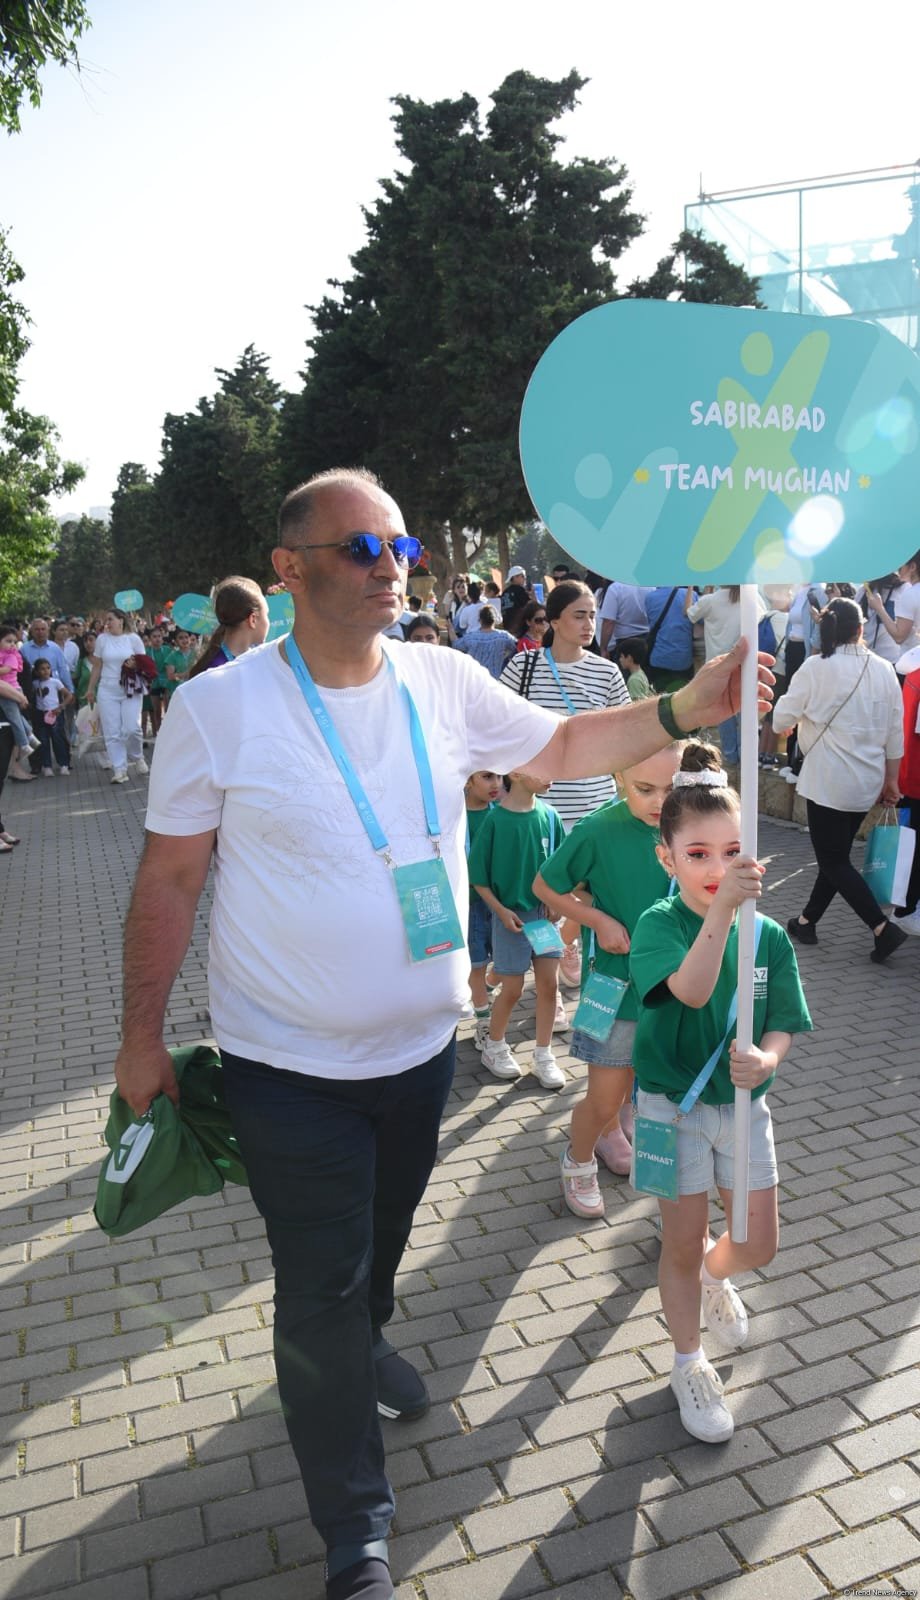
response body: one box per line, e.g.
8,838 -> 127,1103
285,636 -> 442,868
542,648 -> 579,716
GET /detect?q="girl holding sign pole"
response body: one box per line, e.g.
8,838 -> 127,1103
629,744 -> 812,1444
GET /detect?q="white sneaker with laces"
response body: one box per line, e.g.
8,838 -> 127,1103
700,1269 -> 749,1351
670,1356 -> 734,1443
560,1147 -> 604,1217
132,758 -> 149,776
552,994 -> 569,1033
480,1038 -> 522,1080
533,1046 -> 565,1089
58,766 -> 70,775
111,769 -> 129,784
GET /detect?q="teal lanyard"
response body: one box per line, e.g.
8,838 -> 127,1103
542,649 -> 579,716
677,914 -> 765,1115
285,637 -> 442,866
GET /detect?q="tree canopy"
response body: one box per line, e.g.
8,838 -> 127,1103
0,0 -> 90,133
281,71 -> 759,581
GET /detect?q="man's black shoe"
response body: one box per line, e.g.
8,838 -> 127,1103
373,1336 -> 429,1420
787,916 -> 817,946
326,1557 -> 394,1600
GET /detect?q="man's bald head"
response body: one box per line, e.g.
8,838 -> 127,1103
277,467 -> 388,548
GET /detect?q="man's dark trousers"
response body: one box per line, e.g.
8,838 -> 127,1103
221,1037 -> 456,1550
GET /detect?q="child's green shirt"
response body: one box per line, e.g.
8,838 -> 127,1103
467,800 -> 566,914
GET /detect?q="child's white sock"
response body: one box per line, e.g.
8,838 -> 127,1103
673,1347 -> 704,1369
701,1252 -> 722,1286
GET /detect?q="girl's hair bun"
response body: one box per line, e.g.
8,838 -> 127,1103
678,740 -> 723,774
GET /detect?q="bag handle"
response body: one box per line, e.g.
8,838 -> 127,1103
646,587 -> 680,660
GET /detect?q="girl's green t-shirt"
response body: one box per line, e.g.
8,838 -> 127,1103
629,897 -> 813,1105
539,798 -> 668,1021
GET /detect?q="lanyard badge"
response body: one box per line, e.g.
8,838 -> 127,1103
285,637 -> 464,963
572,929 -> 628,1040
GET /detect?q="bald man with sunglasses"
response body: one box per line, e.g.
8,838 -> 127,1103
115,466 -> 773,1600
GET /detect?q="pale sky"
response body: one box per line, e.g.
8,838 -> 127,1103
2,0 -> 918,514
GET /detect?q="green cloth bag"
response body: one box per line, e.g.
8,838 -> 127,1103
94,1044 -> 247,1238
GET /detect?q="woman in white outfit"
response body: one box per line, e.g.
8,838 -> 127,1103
86,609 -> 147,784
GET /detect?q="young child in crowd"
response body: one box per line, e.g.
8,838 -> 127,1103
0,625 -> 40,774
465,770 -> 503,1046
614,639 -> 653,701
31,656 -> 74,776
535,745 -> 684,1217
143,624 -> 171,738
165,630 -> 196,699
468,771 -> 567,1089
629,743 -> 812,1444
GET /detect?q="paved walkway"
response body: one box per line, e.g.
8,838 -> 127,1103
1,753 -> 920,1600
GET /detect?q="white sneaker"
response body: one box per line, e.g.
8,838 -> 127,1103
893,909 -> 920,936
132,758 -> 149,776
560,1148 -> 604,1217
700,1266 -> 749,1351
670,1357 -> 734,1443
480,1038 -> 522,1080
552,994 -> 569,1033
27,734 -> 41,751
58,766 -> 70,775
111,769 -> 129,784
533,1046 -> 565,1089
778,765 -> 794,778
42,768 -> 54,778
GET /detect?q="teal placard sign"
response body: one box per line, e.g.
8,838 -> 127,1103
114,588 -> 144,612
265,591 -> 294,643
171,593 -> 217,634
520,301 -> 920,584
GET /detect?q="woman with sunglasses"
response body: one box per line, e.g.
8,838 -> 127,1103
515,600 -> 549,652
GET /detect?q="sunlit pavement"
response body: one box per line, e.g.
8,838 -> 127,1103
1,753 -> 919,1600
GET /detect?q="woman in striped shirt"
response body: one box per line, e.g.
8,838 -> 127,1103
500,581 -> 629,826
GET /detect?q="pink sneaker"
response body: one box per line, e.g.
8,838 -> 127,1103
595,1124 -> 632,1176
560,1148 -> 604,1217
559,942 -> 582,989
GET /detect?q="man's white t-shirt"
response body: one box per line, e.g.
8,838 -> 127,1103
895,582 -> 920,660
94,632 -> 145,693
146,638 -> 560,1080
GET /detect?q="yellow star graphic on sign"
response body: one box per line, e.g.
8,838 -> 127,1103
634,468 -> 650,483
858,475 -> 871,489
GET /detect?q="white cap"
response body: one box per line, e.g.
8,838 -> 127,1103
507,565 -> 526,580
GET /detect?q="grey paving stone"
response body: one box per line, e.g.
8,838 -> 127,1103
726,1495 -> 840,1563
742,1443 -> 851,1505
810,1518 -> 920,1590
705,1552 -> 831,1600
620,1529 -> 740,1600
421,1547 -> 547,1600
822,1460 -> 920,1527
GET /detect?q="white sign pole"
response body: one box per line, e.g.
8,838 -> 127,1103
731,584 -> 760,1244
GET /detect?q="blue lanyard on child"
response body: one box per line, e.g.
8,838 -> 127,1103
542,649 -> 579,716
285,635 -> 442,866
675,913 -> 765,1117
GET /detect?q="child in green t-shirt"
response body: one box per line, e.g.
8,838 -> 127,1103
164,630 -> 197,699
614,639 -> 653,702
629,744 -> 812,1448
143,625 -> 171,738
464,769 -> 503,1045
535,743 -> 684,1218
468,772 -> 566,1090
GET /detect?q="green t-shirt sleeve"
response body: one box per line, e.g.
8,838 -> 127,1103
467,811 -> 496,893
763,923 -> 813,1035
629,902 -> 688,1008
540,819 -> 595,894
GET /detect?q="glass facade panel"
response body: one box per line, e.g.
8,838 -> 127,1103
686,166 -> 920,351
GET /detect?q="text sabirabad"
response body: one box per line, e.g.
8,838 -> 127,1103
657,400 -> 849,495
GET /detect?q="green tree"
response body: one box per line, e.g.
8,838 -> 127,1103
282,70 -> 644,582
109,462 -> 163,604
628,228 -> 762,306
0,0 -> 90,132
50,513 -> 113,614
0,405 -> 83,608
154,346 -> 284,595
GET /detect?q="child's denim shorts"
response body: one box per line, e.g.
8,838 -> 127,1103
571,1019 -> 636,1069
468,897 -> 492,969
491,907 -> 553,976
635,1088 -> 778,1194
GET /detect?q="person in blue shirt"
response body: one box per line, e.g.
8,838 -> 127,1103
21,617 -> 75,770
645,587 -> 696,694
455,605 -> 517,679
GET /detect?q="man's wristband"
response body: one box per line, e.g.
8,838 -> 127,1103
657,693 -> 697,740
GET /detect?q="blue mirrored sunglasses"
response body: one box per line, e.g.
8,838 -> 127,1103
295,532 -> 422,568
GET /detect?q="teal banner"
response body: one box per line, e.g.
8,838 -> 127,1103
171,593 -> 217,634
265,591 -> 294,643
520,302 -> 920,584
114,588 -> 144,612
